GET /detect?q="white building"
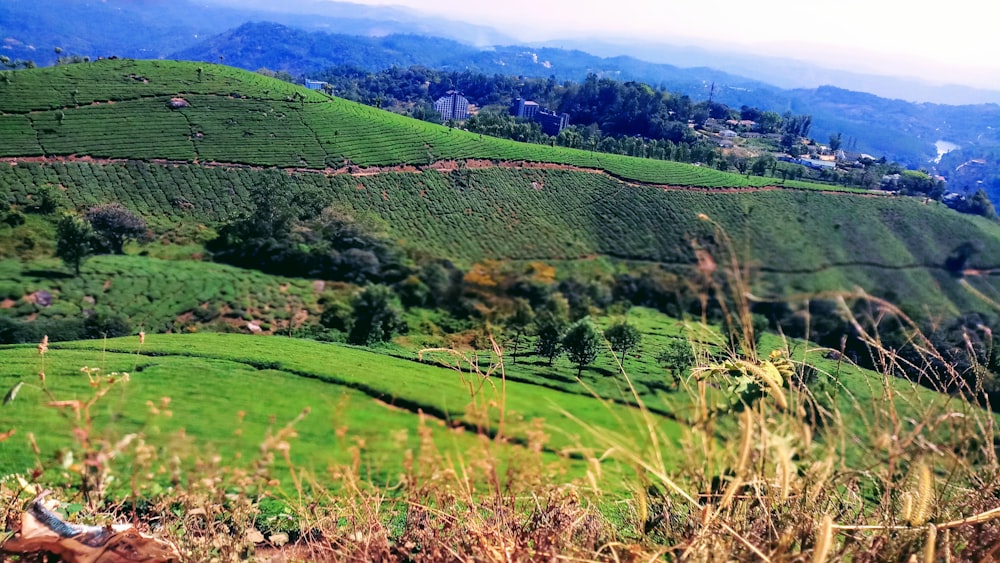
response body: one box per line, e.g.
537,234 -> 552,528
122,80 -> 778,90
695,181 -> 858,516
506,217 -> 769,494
434,91 -> 470,121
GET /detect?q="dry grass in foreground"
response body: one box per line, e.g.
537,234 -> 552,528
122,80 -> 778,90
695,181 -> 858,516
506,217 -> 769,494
2,321 -> 1000,561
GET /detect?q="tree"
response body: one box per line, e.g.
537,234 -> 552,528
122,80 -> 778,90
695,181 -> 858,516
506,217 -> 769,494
829,132 -> 843,151
55,214 -> 95,276
348,285 -> 406,346
757,111 -> 783,134
318,299 -> 354,334
562,318 -> 603,377
657,340 -> 694,389
728,155 -> 749,175
897,170 -> 945,200
534,318 -> 565,366
504,298 -> 535,364
538,292 -> 571,324
83,313 -> 131,339
750,155 -> 775,177
85,203 -> 148,254
604,320 -> 641,365
968,189 -> 999,221
27,185 -> 66,214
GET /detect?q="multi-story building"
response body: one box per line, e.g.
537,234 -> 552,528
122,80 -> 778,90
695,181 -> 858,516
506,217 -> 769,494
510,98 -> 540,120
510,98 -> 569,135
434,91 -> 470,121
535,110 -> 570,136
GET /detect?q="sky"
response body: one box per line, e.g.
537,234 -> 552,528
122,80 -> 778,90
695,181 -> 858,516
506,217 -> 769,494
339,0 -> 1000,89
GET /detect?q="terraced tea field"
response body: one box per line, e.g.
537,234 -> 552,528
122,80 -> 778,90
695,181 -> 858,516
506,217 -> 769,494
3,159 -> 998,316
0,59 -> 845,191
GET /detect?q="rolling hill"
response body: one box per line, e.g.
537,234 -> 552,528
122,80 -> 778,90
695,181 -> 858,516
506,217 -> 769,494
167,22 -> 1000,168
1,59 -> 999,323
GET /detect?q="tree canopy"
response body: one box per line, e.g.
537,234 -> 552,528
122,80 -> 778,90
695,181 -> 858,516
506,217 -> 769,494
348,285 -> 407,346
85,202 -> 148,254
562,318 -> 603,377
55,214 -> 95,275
604,320 -> 641,365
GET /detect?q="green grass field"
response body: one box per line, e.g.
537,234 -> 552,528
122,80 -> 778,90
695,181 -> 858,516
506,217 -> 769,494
0,322 -> 982,494
0,332 -> 692,489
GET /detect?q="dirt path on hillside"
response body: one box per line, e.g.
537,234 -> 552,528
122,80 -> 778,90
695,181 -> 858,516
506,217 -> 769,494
2,154 -> 890,197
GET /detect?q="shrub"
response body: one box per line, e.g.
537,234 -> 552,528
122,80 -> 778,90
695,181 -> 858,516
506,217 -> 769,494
347,285 -> 406,346
83,312 -> 131,339
2,208 -> 26,227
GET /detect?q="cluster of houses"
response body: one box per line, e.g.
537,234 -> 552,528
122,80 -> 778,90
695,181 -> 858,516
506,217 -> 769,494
702,117 -> 875,171
703,118 -> 776,149
305,79 -> 478,122
304,78 -> 570,134
433,92 -> 573,134
425,90 -> 573,134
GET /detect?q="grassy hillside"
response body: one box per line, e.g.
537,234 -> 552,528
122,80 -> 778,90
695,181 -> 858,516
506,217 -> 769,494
0,332 -> 688,481
0,59 -> 838,190
0,325 -> 973,483
4,326 -> 998,560
2,59 -> 1000,324
0,255 -> 329,334
3,160 -> 999,317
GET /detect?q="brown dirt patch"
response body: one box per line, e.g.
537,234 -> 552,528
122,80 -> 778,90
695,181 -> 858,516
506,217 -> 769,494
291,309 -> 309,328
372,397 -> 408,413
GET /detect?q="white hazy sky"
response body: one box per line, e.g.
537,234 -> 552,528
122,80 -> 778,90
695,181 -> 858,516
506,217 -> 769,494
343,0 -> 999,88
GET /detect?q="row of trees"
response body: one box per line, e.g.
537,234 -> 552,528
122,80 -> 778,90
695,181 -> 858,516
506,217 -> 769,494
44,194 -> 995,405
320,278 -> 655,379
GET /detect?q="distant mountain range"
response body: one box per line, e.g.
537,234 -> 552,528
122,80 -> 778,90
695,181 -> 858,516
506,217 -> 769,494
0,0 -> 511,64
549,39 -> 1000,106
3,0 -> 1000,176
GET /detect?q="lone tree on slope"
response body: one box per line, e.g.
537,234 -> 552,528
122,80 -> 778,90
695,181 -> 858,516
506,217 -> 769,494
605,320 -> 641,365
562,318 -> 603,378
85,203 -> 148,254
534,318 -> 565,367
505,297 -> 535,364
55,214 -> 95,275
657,340 -> 695,389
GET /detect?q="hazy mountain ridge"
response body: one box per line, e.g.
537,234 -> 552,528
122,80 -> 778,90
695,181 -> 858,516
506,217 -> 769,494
548,38 -> 1000,106
0,0 -> 509,66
